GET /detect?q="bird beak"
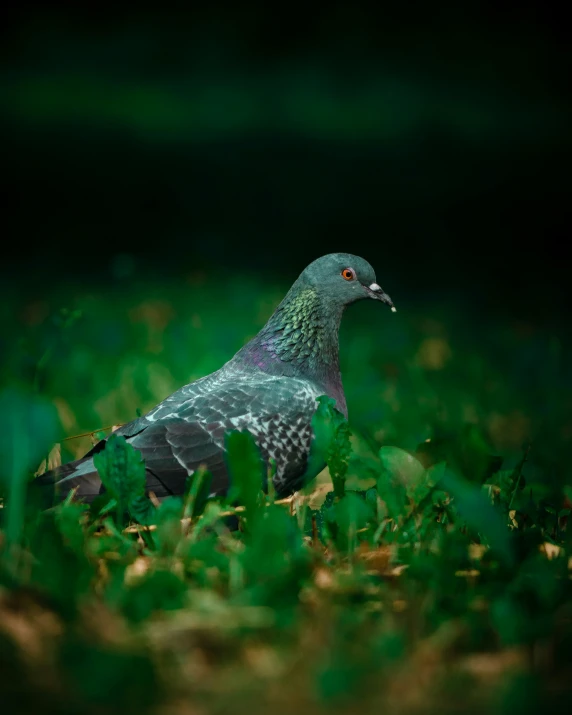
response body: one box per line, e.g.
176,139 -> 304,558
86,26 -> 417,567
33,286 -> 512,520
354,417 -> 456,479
365,283 -> 396,312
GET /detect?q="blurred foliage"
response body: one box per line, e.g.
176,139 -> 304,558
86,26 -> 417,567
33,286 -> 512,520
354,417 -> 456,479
0,275 -> 571,713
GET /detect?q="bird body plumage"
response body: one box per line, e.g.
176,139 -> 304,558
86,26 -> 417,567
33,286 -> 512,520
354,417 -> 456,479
37,253 -> 394,504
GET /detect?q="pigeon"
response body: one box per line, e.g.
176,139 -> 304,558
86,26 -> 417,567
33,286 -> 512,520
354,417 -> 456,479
37,253 -> 395,503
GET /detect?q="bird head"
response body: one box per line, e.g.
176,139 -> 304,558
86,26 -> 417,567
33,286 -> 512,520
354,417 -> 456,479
299,253 -> 395,311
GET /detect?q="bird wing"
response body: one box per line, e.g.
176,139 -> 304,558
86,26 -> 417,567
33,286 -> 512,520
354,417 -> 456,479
45,374 -> 322,502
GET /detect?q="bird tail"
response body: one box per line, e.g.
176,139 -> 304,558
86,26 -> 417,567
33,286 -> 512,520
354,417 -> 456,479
32,456 -> 103,506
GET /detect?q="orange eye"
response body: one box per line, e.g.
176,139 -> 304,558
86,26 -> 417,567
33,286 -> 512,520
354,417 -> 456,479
341,268 -> 355,281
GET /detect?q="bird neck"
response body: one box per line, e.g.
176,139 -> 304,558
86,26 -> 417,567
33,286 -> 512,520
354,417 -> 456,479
238,282 -> 347,412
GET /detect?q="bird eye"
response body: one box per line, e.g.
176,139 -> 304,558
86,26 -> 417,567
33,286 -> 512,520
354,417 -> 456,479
341,268 -> 356,281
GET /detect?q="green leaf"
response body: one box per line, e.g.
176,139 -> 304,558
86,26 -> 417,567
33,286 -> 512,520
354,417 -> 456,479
379,445 -> 431,503
225,431 -> 264,522
89,492 -> 117,518
376,447 -> 425,521
94,434 -> 146,503
183,466 -> 213,520
379,446 -> 425,485
325,492 -> 375,547
128,494 -> 157,526
376,473 -> 407,522
311,395 -> 352,498
0,387 -> 60,546
93,433 -> 155,526
55,500 -> 88,555
239,504 -> 310,608
155,497 -> 184,554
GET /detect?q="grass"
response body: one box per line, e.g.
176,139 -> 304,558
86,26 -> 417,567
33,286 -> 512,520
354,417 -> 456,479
0,272 -> 571,714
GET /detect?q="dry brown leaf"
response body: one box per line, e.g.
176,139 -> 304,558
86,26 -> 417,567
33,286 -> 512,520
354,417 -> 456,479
314,567 -> 334,590
459,647 -> 526,679
34,443 -> 61,476
291,482 -> 332,512
125,556 -> 152,585
242,645 -> 285,678
52,397 -> 78,433
541,542 -> 561,560
416,337 -> 452,370
357,543 -> 393,573
78,602 -> 131,646
385,564 -> 408,578
0,590 -> 62,661
149,490 -> 161,507
469,543 -> 487,560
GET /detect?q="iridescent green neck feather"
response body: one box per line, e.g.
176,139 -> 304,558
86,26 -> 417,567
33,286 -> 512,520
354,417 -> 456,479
237,281 -> 346,413
263,288 -> 340,364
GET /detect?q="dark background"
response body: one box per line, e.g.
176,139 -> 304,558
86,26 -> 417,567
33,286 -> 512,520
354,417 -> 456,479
3,3 -> 571,323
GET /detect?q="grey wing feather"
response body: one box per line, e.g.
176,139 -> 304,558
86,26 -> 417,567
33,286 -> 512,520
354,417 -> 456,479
36,372 -> 322,504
